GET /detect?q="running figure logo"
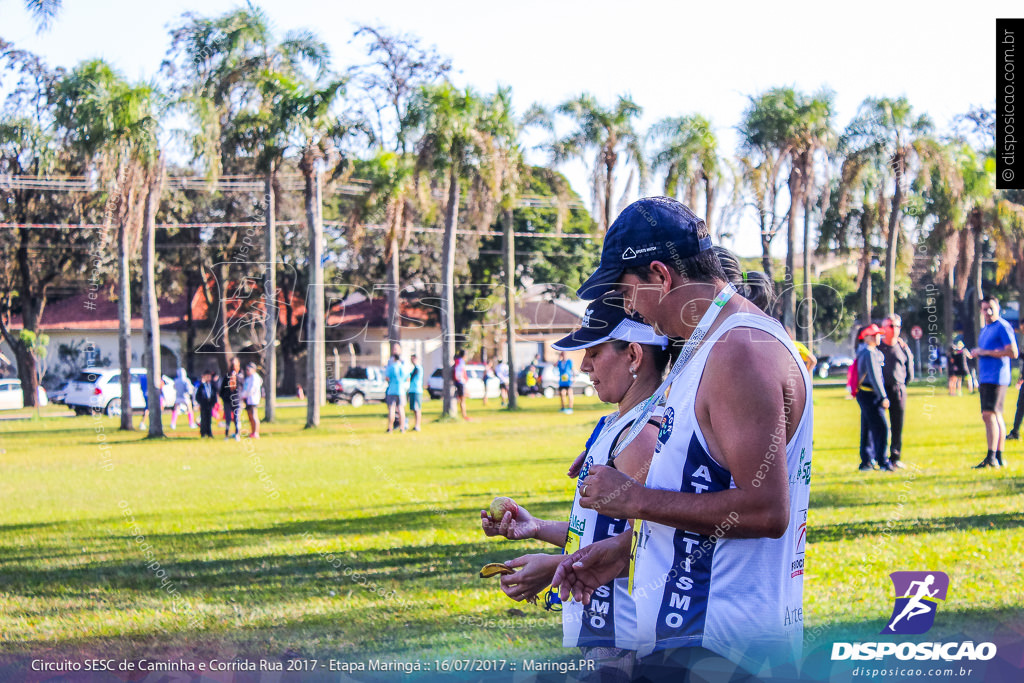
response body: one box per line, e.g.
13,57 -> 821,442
881,571 -> 949,635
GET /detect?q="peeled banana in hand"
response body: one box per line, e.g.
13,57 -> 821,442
479,562 -> 514,578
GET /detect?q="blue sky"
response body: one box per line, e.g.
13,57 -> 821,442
2,0 -> 1014,256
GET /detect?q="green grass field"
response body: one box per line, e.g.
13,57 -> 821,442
0,384 -> 1021,667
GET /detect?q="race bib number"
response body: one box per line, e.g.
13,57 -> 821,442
628,523 -> 641,595
565,529 -> 581,556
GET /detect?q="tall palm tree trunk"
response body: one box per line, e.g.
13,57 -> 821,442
783,167 -> 800,329
304,156 -> 325,428
603,161 -> 614,235
760,223 -> 774,282
704,179 -> 716,237
943,264 -> 955,349
212,261 -> 233,374
264,172 -> 277,423
117,213 -> 133,431
142,158 -> 165,437
970,211 -> 983,347
503,208 -> 518,410
861,223 -> 873,324
884,162 -> 904,316
386,199 -> 402,344
440,167 -> 460,418
802,191 -> 813,353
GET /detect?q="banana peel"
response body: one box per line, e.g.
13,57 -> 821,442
479,562 -> 515,578
479,563 -> 541,605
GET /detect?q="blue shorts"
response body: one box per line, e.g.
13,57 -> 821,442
408,392 -> 422,411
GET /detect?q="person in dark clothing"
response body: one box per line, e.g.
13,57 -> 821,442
856,324 -> 893,472
880,314 -> 914,468
220,357 -> 242,440
947,340 -> 971,396
194,369 -> 218,438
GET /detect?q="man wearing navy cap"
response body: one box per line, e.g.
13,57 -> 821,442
553,197 -> 812,681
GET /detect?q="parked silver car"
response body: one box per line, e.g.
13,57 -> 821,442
328,366 -> 388,407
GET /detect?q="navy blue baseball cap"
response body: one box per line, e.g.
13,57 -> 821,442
552,292 -> 668,351
577,196 -> 712,299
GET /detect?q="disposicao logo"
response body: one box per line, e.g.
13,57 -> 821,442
831,570 -> 997,663
882,571 -> 949,635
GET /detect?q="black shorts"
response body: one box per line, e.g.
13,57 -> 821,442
453,381 -> 465,398
979,383 -> 1007,413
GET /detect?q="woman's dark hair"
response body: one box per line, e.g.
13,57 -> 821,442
713,246 -> 775,314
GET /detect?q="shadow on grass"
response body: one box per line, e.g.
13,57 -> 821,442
0,507 -> 571,601
0,594 -> 564,664
807,511 -> 1024,543
809,476 -> 1023,509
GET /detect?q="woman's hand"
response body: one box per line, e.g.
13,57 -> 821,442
480,505 -> 540,541
498,553 -> 562,602
567,450 -> 587,478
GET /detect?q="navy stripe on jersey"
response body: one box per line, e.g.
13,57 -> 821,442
576,513 -> 629,644
655,433 -> 732,643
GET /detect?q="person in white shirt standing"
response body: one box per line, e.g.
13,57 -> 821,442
242,362 -> 263,438
171,367 -> 196,430
496,359 -> 510,407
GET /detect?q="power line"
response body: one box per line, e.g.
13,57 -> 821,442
0,221 -> 595,239
0,174 -> 586,210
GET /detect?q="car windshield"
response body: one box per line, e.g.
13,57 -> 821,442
345,367 -> 368,380
74,371 -> 103,383
431,369 -> 442,377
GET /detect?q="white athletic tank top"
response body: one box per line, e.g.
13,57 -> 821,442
562,403 -> 649,650
630,313 -> 813,674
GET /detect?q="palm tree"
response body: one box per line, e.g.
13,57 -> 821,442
740,87 -> 834,329
550,93 -> 646,235
736,153 -> 785,280
53,60 -> 160,431
267,76 -> 350,428
916,142 -> 970,346
19,0 -> 61,31
407,84 -> 508,418
166,5 -> 331,383
482,87 -> 523,410
649,114 -> 720,230
231,69 -> 330,424
140,155 -> 166,437
346,149 -> 417,345
846,97 -> 933,316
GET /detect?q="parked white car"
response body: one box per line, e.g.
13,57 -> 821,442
0,379 -> 48,410
426,363 -> 501,400
63,368 -> 175,417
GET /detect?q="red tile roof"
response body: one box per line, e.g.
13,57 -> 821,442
7,286 -> 434,332
7,290 -> 189,331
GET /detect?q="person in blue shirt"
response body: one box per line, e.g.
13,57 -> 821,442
971,296 -> 1019,468
384,343 -> 408,433
557,351 -> 574,414
407,353 -> 424,432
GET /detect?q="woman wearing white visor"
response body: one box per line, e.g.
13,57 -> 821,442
481,291 -> 675,681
